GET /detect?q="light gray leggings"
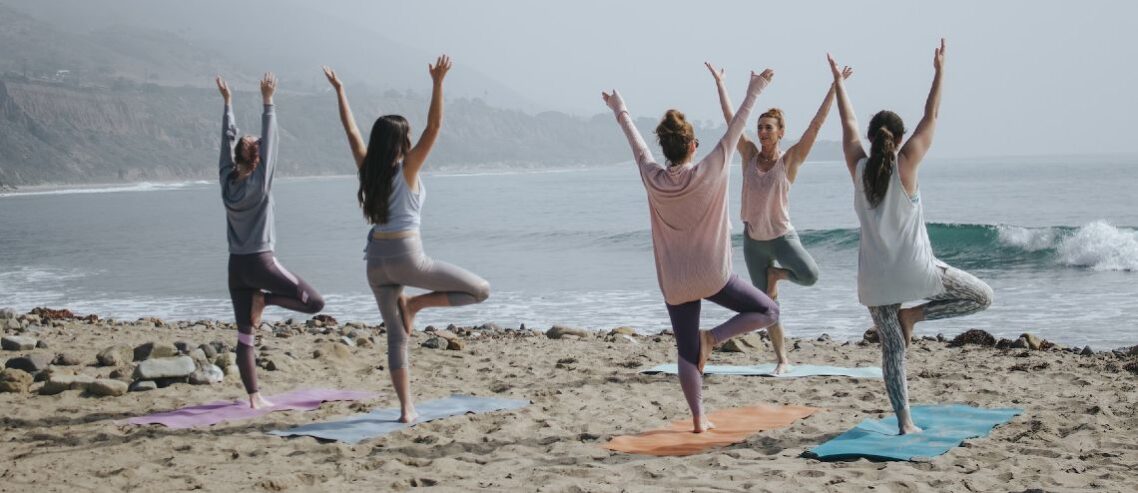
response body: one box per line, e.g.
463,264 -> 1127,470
366,236 -> 490,370
742,230 -> 819,293
870,262 -> 994,419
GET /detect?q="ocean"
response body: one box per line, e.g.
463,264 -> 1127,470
1,154 -> 1136,349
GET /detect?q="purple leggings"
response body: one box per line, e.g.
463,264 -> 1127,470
228,252 -> 324,394
665,274 -> 779,418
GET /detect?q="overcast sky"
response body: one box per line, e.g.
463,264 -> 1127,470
5,0 -> 1136,158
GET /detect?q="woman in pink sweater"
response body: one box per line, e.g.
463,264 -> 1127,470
602,68 -> 780,433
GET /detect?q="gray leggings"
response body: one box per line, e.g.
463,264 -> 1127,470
742,230 -> 819,293
366,236 -> 490,370
870,262 -> 993,419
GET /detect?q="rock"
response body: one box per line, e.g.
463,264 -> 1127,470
108,367 -> 135,382
52,353 -> 82,366
97,344 -> 135,367
189,365 -> 224,385
1,335 -> 38,351
948,329 -> 996,347
129,380 -> 158,392
421,337 -> 445,349
994,338 -> 1013,349
480,323 -> 502,332
434,330 -> 458,341
1010,337 -> 1029,349
35,340 -> 49,349
199,344 -> 218,360
356,337 -> 373,348
133,342 -> 179,361
936,333 -> 946,342
40,374 -> 96,395
816,333 -> 832,342
545,326 -> 588,339
87,379 -> 128,397
223,365 -> 240,377
1080,345 -> 1095,356
133,356 -> 196,380
609,326 -> 637,336
0,369 -> 34,393
4,319 -> 21,331
793,340 -> 814,351
862,327 -> 879,344
1020,333 -> 1044,351
446,339 -> 465,351
721,334 -> 763,353
214,352 -> 235,368
0,308 -> 15,320
312,314 -> 338,326
263,359 -> 282,371
174,341 -> 192,354
5,352 -> 54,373
188,348 -> 210,366
313,342 -> 352,360
339,336 -> 357,347
209,340 -> 230,354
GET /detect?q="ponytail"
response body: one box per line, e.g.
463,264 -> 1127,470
863,111 -> 905,208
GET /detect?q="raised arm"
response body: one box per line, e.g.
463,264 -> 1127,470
704,62 -> 757,162
258,72 -> 278,186
707,69 -> 772,172
602,90 -> 658,177
828,54 -> 864,179
216,76 -> 238,176
322,66 -> 367,169
403,54 -> 451,184
898,39 -> 946,177
784,66 -> 853,181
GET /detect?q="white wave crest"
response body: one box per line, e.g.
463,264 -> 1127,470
1057,221 -> 1138,271
996,225 -> 1060,252
0,181 -> 210,198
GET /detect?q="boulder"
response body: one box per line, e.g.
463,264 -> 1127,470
96,344 -> 135,367
545,326 -> 588,339
87,379 -> 128,397
5,352 -> 54,373
1,336 -> 38,351
40,374 -> 96,395
133,356 -> 195,380
133,342 -> 179,361
0,368 -> 34,393
189,365 -> 224,385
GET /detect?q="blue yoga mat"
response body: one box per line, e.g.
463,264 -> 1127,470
641,363 -> 883,379
268,394 -> 529,444
806,404 -> 1022,461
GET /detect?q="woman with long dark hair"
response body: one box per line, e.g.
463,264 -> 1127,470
703,62 -> 852,374
831,40 -> 993,434
323,56 -> 490,423
602,68 -> 780,433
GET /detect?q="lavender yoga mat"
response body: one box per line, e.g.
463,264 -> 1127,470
125,388 -> 377,429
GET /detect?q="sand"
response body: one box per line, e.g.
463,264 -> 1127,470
2,315 -> 1137,492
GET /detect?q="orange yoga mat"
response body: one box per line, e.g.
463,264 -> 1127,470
603,404 -> 820,456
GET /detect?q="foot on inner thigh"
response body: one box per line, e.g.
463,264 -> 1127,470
766,267 -> 787,300
248,392 -> 274,410
397,295 -> 415,336
698,330 -> 716,374
250,291 -> 266,328
898,307 -> 923,347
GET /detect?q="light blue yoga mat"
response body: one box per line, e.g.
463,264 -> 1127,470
641,363 -> 883,379
806,404 -> 1022,461
269,394 -> 529,444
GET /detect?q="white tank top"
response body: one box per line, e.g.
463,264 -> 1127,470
741,152 -> 793,241
371,162 -> 423,233
853,157 -> 943,306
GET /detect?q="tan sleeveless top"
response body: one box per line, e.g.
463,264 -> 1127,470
741,152 -> 793,241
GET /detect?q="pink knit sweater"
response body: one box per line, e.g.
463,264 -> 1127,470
607,76 -> 768,304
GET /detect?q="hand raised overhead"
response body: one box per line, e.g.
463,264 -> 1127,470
321,66 -> 342,90
933,38 -> 946,72
601,90 -> 626,113
429,54 -> 452,84
215,75 -> 231,103
704,62 -> 725,83
260,72 -> 277,100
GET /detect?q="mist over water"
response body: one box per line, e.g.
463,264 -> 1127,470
1,155 -> 1136,349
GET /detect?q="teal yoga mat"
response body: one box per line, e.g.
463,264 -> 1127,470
806,404 -> 1022,461
641,363 -> 883,379
268,394 -> 529,444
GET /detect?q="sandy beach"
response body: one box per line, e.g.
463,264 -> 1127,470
2,310 -> 1137,492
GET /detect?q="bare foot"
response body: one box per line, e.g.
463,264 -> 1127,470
250,291 -> 266,327
766,267 -> 787,300
399,406 -> 419,424
249,392 -> 274,410
898,307 -> 923,348
899,422 -> 923,435
693,417 -> 716,433
772,362 -> 790,375
397,295 -> 415,336
698,330 -> 716,374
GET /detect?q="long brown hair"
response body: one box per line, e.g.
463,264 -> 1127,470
358,115 -> 412,224
654,109 -> 695,166
863,111 -> 905,208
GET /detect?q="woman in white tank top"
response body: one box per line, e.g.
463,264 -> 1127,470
831,40 -> 993,435
703,62 -> 851,374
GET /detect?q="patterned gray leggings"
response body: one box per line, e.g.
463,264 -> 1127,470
869,262 -> 993,419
